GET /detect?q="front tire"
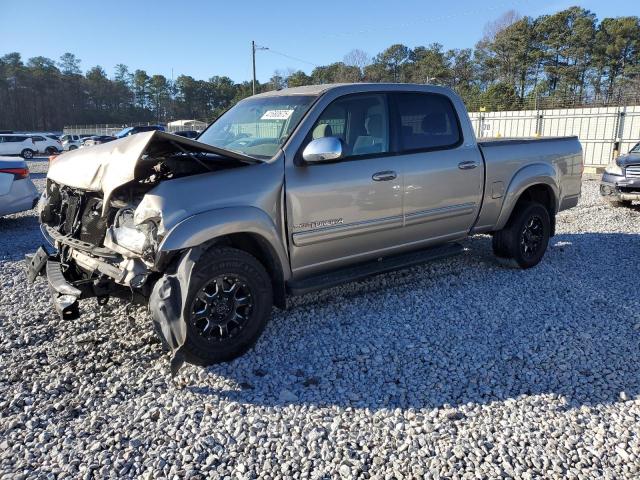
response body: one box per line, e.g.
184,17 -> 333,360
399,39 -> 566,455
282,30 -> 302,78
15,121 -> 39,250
493,202 -> 551,269
45,147 -> 58,155
21,149 -> 34,159
180,247 -> 273,366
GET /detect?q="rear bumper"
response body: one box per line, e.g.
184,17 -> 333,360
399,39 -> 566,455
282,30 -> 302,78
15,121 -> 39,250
0,178 -> 39,217
600,173 -> 640,201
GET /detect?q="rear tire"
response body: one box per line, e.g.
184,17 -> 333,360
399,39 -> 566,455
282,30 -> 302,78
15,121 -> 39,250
493,202 -> 551,269
180,247 -> 273,366
68,145 -> 78,151
21,149 -> 34,159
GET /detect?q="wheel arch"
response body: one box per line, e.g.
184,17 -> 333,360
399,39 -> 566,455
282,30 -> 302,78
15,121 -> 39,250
495,164 -> 559,233
156,207 -> 290,309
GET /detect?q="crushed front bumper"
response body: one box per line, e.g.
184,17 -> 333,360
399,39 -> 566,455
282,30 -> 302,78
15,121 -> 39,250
25,240 -> 150,320
600,172 -> 640,201
25,246 -> 81,320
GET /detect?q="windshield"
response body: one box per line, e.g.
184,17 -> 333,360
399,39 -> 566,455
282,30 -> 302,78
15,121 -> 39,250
631,142 -> 640,153
197,95 -> 316,160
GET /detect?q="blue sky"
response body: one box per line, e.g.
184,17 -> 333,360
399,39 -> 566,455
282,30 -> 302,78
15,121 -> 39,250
1,0 -> 635,83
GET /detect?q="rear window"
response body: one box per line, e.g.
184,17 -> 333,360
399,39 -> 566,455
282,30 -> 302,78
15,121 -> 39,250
394,93 -> 461,152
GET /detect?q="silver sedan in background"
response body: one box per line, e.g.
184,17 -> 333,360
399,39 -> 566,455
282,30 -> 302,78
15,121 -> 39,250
0,157 -> 39,217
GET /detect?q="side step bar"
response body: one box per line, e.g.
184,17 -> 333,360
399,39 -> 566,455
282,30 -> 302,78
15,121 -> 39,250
287,243 -> 464,296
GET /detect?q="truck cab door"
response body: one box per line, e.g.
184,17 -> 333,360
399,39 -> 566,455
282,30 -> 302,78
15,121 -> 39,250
285,93 -> 404,278
391,92 -> 484,243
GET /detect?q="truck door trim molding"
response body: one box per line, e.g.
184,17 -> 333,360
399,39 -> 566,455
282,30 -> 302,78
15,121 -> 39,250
403,202 -> 477,227
292,214 -> 403,247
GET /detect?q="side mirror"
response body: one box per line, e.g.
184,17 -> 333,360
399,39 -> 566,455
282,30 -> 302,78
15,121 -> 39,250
302,137 -> 343,164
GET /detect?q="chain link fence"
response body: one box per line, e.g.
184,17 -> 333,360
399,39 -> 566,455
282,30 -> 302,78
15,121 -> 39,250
62,121 -> 208,136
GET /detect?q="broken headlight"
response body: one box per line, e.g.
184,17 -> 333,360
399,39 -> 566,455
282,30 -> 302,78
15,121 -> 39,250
109,208 -> 158,257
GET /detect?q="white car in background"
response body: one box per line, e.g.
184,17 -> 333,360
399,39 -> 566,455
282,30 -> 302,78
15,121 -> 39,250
0,134 -> 37,159
30,134 -> 62,155
0,157 -> 39,217
60,134 -> 94,151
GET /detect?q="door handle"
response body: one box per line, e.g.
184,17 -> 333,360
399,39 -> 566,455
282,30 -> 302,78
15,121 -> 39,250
372,170 -> 397,181
458,161 -> 478,170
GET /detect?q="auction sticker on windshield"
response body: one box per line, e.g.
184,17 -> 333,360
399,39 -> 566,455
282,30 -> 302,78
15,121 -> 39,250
261,110 -> 294,120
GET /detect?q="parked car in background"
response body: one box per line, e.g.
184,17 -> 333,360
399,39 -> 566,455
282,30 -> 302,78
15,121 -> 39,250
173,130 -> 200,139
600,142 -> 640,207
61,134 -> 95,151
0,157 -> 39,217
27,83 -> 583,368
82,135 -> 116,147
115,125 -> 165,138
0,134 -> 37,159
30,134 -> 62,155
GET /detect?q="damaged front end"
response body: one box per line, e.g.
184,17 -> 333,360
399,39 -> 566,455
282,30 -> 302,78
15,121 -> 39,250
26,131 -> 254,321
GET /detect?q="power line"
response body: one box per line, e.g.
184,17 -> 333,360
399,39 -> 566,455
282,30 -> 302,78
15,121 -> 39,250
264,48 -> 318,67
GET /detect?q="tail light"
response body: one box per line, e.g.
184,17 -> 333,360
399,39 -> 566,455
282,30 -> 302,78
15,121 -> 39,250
0,167 -> 29,180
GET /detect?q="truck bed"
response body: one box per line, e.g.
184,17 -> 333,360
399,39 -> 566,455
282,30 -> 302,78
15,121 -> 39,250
473,136 -> 583,233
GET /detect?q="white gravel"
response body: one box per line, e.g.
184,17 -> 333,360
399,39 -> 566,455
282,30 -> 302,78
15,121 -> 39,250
1,162 -> 639,479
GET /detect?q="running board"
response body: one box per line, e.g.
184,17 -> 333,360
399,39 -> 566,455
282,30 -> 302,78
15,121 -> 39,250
287,243 -> 464,296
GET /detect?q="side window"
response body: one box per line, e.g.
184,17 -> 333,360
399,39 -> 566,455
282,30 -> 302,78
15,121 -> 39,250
309,94 -> 389,159
32,136 -> 45,141
395,93 -> 461,152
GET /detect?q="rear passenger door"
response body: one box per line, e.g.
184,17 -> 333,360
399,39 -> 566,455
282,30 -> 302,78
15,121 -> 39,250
391,92 -> 484,243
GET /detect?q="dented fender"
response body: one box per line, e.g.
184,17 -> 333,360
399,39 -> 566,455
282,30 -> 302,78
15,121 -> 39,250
149,246 -> 205,374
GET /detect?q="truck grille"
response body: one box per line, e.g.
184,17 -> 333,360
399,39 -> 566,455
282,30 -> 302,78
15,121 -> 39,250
626,165 -> 640,178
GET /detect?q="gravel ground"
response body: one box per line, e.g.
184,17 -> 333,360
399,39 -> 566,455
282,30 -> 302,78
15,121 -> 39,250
1,160 -> 639,479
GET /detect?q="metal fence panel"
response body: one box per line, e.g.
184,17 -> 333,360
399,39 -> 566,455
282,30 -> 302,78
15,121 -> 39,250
470,105 -> 640,167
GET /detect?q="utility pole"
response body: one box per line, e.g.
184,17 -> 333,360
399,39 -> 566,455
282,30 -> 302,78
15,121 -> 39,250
252,41 -> 268,96
252,41 -> 256,96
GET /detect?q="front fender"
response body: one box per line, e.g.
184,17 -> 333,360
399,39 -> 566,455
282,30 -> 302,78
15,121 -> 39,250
495,163 -> 559,230
158,206 -> 290,279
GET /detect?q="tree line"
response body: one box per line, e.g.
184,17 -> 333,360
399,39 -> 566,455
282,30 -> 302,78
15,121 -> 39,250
1,6 -> 638,131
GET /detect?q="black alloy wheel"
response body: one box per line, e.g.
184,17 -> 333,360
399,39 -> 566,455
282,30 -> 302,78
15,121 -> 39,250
520,215 -> 545,260
189,275 -> 254,341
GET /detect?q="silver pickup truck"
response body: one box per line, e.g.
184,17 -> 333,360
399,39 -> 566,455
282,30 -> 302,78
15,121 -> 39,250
26,83 -> 583,369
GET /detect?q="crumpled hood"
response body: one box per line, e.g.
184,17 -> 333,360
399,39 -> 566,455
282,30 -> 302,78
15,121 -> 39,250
48,132 -> 154,200
47,130 -> 255,210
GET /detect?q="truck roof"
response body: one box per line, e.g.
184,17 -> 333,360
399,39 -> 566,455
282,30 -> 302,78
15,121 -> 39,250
252,83 -> 453,98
